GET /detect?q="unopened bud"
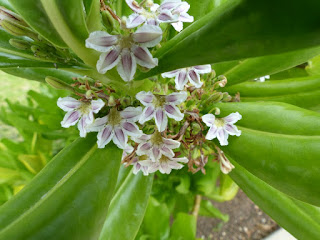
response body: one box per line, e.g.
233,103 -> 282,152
120,96 -> 131,106
102,11 -> 115,31
207,70 -> 216,81
108,95 -> 116,107
206,92 -> 223,103
86,90 -> 93,99
9,38 -> 30,50
191,122 -> 201,134
222,92 -> 232,102
79,85 -> 86,90
45,76 -> 74,91
217,76 -> 227,88
0,7 -> 27,26
214,107 -> 221,115
31,45 -> 48,58
1,19 -> 37,39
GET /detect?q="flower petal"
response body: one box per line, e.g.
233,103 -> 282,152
187,69 -> 203,88
159,162 -> 172,174
165,91 -> 188,105
87,116 -> 108,132
163,138 -> 180,149
117,48 -> 137,82
220,155 -> 235,174
134,134 -> 151,143
121,121 -> 142,137
77,115 -> 91,138
217,128 -> 229,146
139,106 -> 155,124
171,21 -> 183,32
172,157 -> 189,163
137,142 -> 152,155
91,99 -> 105,113
161,69 -> 181,78
160,145 -> 174,157
155,109 -> 168,132
174,69 -> 188,90
120,106 -> 142,122
202,114 -> 215,127
133,24 -> 162,48
205,125 -> 218,140
160,0 -> 181,11
225,124 -> 241,137
132,46 -> 158,69
146,18 -> 158,25
97,47 -> 121,74
61,110 -> 81,128
125,0 -> 143,13
167,161 -> 184,170
151,146 -> 161,161
173,2 -> 190,13
164,104 -> 184,121
57,97 -> 81,112
223,112 -> 242,124
113,127 -> 128,149
157,10 -> 178,23
136,91 -> 154,106
85,31 -> 119,52
126,13 -> 146,28
97,125 -> 114,148
179,12 -> 194,23
193,64 -> 212,74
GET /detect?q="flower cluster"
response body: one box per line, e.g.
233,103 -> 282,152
55,1 -> 243,176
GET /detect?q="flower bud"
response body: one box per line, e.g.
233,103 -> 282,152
86,90 -> 93,99
45,76 -> 74,91
101,10 -> 115,32
1,19 -> 37,39
222,92 -> 232,102
108,95 -> 117,107
0,7 -> 27,27
205,92 -> 223,103
31,45 -> 48,58
218,151 -> 235,174
9,38 -> 30,50
191,122 -> 201,134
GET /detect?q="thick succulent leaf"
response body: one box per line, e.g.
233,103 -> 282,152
215,46 -> 320,86
169,213 -> 197,240
99,170 -> 153,240
212,102 -> 320,206
230,159 -> 320,240
0,134 -> 121,240
84,0 -> 104,32
0,0 -> 14,11
137,0 -> 320,78
225,76 -> 320,97
8,0 -> 66,47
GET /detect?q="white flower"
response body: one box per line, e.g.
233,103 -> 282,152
202,112 -> 242,146
135,131 -> 180,162
162,65 -> 212,90
254,75 -> 270,82
57,97 -> 105,138
87,107 -> 142,149
131,155 -> 152,176
125,0 -> 193,31
85,24 -> 162,81
136,91 -> 187,132
140,155 -> 189,174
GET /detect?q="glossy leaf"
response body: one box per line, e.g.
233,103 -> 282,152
169,213 -> 197,240
137,0 -> 320,78
0,0 -> 14,10
0,135 -> 121,240
99,170 -> 153,240
199,200 -> 229,222
8,0 -> 66,47
230,159 -> 320,240
85,0 -> 104,32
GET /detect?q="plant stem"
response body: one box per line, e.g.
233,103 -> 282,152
192,195 -> 202,220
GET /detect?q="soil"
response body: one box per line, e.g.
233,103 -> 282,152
197,190 -> 278,240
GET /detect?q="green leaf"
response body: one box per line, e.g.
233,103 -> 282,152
8,0 -> 66,47
169,213 -> 196,240
84,0 -> 104,32
99,171 -> 153,240
199,200 -> 229,222
230,159 -> 320,240
137,0 -> 320,78
0,0 -> 14,10
0,134 -> 121,240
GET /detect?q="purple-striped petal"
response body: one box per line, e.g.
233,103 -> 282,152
117,48 -> 137,82
165,91 -> 188,104
77,115 -> 92,138
167,161 -> 184,170
139,106 -> 155,124
126,13 -> 146,28
134,134 -> 151,143
172,157 -> 189,163
217,128 -> 229,146
57,97 -> 81,112
157,10 -> 178,23
87,116 -> 108,132
137,142 -> 152,155
161,69 -> 181,78
97,125 -> 114,148
91,99 -> 105,113
159,162 -> 172,174
187,69 -> 202,88
179,12 -> 193,22
125,0 -> 143,13
174,69 -> 188,90
97,47 -> 121,74
160,0 -> 181,11
223,112 -> 242,124
193,64 -> 211,74
160,145 -> 174,157
225,124 -> 241,136
163,138 -> 180,149
146,18 -> 158,25
132,46 -> 158,68
85,31 -> 119,52
205,125 -> 218,140
151,146 -> 161,162
120,106 -> 142,121
155,108 -> 168,132
113,127 -> 128,149
171,21 -> 183,32
136,91 -> 154,106
121,121 -> 142,137
61,110 -> 81,128
173,2 -> 190,13
164,104 -> 184,121
202,114 -> 215,127
133,24 -> 162,48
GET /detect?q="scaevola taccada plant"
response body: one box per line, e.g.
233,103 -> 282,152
54,0 -> 241,175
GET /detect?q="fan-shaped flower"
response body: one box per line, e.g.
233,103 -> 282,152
135,131 -> 181,162
140,155 -> 189,174
57,97 -> 104,138
87,107 -> 142,149
136,91 -> 187,132
202,112 -> 242,146
85,24 -> 162,81
162,65 -> 212,90
125,0 -> 193,31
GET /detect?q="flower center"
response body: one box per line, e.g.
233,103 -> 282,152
108,108 -> 121,126
159,155 -> 169,163
119,35 -> 134,49
142,9 -> 157,19
77,102 -> 91,115
215,118 -> 226,127
150,131 -> 164,145
152,95 -> 166,108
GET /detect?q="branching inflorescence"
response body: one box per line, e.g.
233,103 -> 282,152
56,0 -> 242,176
